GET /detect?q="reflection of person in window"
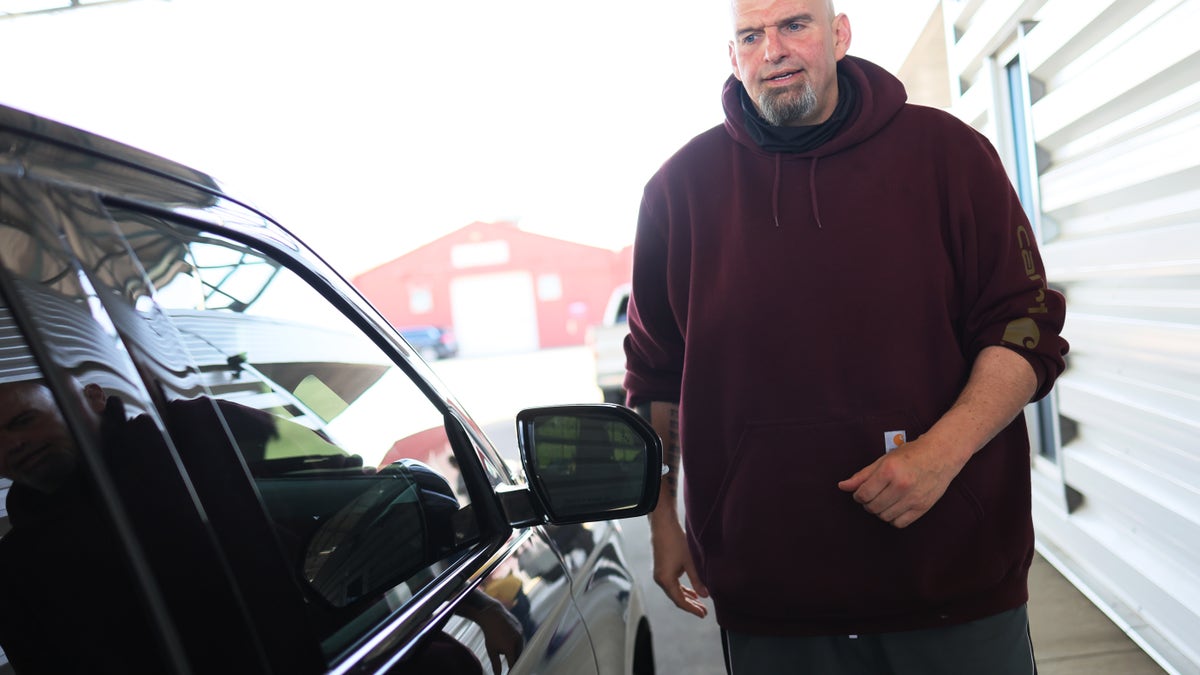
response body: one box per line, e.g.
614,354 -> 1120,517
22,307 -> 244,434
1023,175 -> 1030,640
0,377 -> 171,673
393,461 -> 524,675
0,378 -> 287,673
458,588 -> 525,675
404,588 -> 524,675
481,559 -> 537,638
401,460 -> 525,673
0,379 -> 100,493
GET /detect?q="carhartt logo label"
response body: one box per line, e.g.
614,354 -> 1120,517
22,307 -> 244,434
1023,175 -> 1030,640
1002,317 -> 1041,349
885,431 -> 907,453
1016,226 -> 1050,315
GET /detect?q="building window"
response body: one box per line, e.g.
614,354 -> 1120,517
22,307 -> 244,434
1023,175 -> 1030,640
537,274 -> 563,302
408,286 -> 433,314
1006,58 -> 1038,226
1002,37 -> 1062,466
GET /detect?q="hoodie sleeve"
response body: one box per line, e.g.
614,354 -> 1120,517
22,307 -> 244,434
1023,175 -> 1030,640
953,125 -> 1069,401
623,181 -> 686,407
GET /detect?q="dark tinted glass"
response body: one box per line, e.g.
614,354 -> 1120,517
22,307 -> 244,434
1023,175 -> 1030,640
106,209 -> 483,657
529,413 -> 649,519
0,295 -> 174,674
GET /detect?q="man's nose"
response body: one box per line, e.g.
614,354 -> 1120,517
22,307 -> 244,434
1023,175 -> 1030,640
0,433 -> 20,475
762,28 -> 788,62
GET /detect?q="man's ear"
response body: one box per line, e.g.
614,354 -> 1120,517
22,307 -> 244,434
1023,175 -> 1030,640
729,42 -> 742,80
82,383 -> 106,414
833,13 -> 852,60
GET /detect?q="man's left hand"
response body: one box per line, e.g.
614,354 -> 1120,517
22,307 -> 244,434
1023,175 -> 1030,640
837,435 -> 970,529
838,346 -> 1039,529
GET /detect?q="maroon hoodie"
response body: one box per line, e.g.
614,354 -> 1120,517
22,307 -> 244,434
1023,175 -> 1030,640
624,56 -> 1068,635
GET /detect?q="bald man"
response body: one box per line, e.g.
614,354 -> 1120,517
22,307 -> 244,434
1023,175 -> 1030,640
625,0 -> 1067,672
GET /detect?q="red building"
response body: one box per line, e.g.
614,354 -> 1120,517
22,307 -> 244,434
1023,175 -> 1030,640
352,221 -> 633,356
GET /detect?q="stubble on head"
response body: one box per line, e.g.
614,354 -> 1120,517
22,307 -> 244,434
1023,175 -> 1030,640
727,0 -> 835,20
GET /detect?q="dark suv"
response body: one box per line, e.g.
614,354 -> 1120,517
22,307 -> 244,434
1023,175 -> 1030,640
0,105 -> 658,675
398,325 -> 459,360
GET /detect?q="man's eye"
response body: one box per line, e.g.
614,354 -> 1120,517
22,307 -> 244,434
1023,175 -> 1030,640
786,22 -> 803,32
742,34 -> 759,45
8,411 -> 36,430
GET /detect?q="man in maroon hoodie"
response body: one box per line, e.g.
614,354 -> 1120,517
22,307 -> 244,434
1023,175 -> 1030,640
624,0 -> 1069,672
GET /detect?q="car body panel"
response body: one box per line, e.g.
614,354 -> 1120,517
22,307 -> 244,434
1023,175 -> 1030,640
588,285 -> 630,404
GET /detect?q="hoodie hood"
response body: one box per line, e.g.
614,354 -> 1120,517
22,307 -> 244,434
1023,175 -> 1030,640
724,53 -> 902,225
723,55 -> 907,158
723,56 -> 908,228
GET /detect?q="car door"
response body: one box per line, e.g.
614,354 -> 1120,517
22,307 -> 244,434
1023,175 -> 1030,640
0,165 -> 604,674
112,204 -> 607,675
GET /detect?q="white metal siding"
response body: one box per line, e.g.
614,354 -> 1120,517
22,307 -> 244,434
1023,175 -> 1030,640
942,1 -> 1200,672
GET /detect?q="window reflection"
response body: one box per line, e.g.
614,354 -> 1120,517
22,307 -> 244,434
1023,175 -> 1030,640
106,210 -> 485,656
0,195 -> 494,666
0,366 -> 215,673
529,414 -> 647,517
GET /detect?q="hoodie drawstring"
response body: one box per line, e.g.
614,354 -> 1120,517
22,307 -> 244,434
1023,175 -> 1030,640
772,154 -> 782,228
772,155 -> 825,229
809,157 -> 824,229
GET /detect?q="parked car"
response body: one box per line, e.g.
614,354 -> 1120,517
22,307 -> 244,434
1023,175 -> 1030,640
0,104 -> 660,675
587,284 -> 631,404
398,325 -> 459,361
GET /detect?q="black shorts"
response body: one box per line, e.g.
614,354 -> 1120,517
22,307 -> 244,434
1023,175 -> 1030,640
722,605 -> 1036,675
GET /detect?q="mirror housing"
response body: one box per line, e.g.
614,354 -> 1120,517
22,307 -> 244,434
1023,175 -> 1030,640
512,404 -> 661,525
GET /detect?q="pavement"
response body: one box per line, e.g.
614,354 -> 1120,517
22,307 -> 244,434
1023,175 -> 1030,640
1028,552 -> 1166,674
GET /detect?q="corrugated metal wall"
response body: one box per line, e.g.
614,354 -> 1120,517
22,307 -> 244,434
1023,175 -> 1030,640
941,1 -> 1200,673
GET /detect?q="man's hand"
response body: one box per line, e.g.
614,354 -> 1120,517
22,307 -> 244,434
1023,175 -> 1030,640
649,515 -> 709,618
839,346 -> 1039,528
837,435 -> 970,528
477,603 -> 523,675
641,401 -> 708,617
458,590 -> 524,675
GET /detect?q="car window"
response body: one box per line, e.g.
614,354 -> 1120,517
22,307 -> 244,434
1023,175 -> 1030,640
0,177 -> 507,670
102,207 -> 487,658
0,296 -> 179,674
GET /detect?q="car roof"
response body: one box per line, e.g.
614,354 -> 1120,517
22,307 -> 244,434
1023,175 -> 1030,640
0,104 -> 224,197
0,103 -> 307,287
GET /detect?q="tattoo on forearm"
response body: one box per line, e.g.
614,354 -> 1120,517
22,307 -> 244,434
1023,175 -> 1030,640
665,406 -> 680,498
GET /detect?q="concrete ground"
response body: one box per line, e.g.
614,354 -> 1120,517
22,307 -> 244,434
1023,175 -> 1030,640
1028,553 -> 1166,674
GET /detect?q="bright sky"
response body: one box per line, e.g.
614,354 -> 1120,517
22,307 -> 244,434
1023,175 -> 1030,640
0,0 -> 936,276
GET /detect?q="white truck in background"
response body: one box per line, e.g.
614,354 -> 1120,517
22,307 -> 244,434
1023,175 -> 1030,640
588,284 -> 631,404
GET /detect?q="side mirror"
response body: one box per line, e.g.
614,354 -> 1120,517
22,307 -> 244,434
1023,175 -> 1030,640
510,404 -> 661,525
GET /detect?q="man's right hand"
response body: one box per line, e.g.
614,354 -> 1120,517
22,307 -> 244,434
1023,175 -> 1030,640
649,515 -> 709,618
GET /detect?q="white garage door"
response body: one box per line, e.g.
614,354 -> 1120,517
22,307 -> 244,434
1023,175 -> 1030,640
450,272 -> 539,356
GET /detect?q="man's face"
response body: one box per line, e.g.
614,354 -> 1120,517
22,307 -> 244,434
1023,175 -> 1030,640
729,0 -> 851,127
0,381 -> 80,493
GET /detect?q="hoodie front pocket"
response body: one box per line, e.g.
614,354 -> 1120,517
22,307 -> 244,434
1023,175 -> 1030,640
695,413 -> 983,620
